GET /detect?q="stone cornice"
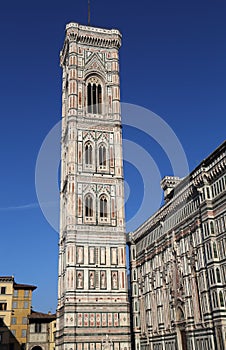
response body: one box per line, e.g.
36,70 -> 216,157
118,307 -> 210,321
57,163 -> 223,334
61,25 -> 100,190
60,22 -> 122,66
132,180 -> 196,242
65,22 -> 122,49
66,23 -> 121,49
132,141 -> 226,242
66,22 -> 121,37
193,140 -> 226,185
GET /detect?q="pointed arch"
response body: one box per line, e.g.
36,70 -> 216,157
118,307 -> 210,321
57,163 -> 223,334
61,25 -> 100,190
100,195 -> 108,218
210,221 -> 215,234
86,76 -> 103,115
99,143 -> 107,167
216,268 -> 221,283
84,141 -> 93,165
85,194 -> 93,217
84,193 -> 95,223
213,241 -> 218,258
98,194 -> 110,224
176,305 -> 185,322
219,291 -> 224,307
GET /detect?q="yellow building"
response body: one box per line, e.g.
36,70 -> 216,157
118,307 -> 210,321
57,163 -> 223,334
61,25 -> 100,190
0,276 -> 36,350
0,276 -> 14,326
0,276 -> 14,349
49,318 -> 56,350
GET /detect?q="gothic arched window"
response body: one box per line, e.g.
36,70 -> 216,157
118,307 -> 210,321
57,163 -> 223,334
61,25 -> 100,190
85,142 -> 93,165
210,221 -> 215,235
213,242 -> 218,258
100,195 -> 108,218
85,194 -> 93,218
87,78 -> 102,115
99,144 -> 107,167
213,291 -> 219,308
219,291 -> 224,307
216,268 -> 221,283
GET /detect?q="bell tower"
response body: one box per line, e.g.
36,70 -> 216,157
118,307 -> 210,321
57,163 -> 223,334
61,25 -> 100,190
56,22 -> 131,350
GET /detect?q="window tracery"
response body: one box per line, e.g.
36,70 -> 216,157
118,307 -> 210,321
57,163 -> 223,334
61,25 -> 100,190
87,77 -> 103,115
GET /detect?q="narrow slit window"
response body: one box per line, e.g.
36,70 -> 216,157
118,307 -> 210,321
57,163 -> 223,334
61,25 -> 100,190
99,144 -> 107,166
92,84 -> 97,114
85,195 -> 93,217
85,142 -> 93,165
213,242 -> 218,258
98,84 -> 102,114
100,196 -> 108,218
216,268 -> 221,283
219,291 -> 224,307
87,83 -> 92,113
210,221 -> 215,234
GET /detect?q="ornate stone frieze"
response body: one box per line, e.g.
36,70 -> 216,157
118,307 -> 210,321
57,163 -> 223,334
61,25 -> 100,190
65,23 -> 121,48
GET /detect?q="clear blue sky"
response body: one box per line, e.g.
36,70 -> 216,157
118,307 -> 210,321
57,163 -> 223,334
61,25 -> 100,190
0,0 -> 225,313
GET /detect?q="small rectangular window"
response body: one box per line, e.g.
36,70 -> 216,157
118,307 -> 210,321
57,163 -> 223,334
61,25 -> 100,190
11,330 -> 16,336
13,290 -> 18,297
24,290 -> 29,298
0,303 -> 7,311
35,323 -> 42,333
22,317 -> 27,325
23,301 -> 29,309
12,302 -> 17,309
21,329 -> 26,338
0,287 -> 6,294
11,317 -> 17,325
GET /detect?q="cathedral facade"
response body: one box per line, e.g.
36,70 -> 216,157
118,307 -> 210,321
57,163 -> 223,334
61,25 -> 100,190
128,141 -> 226,350
56,23 -> 131,350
